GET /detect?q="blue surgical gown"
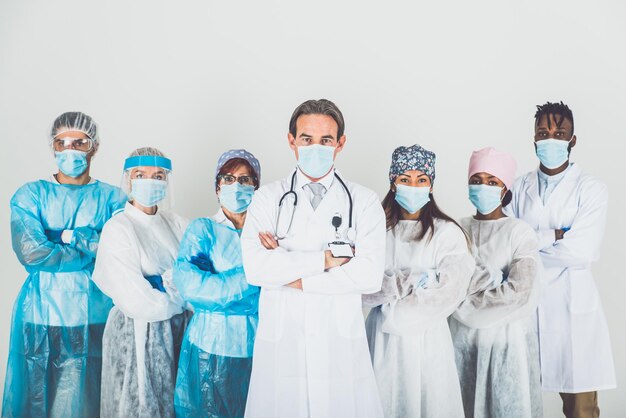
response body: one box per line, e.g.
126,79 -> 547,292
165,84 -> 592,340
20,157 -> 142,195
173,213 -> 260,418
2,179 -> 125,418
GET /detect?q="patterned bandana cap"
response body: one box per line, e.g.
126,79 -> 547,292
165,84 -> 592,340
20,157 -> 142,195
215,149 -> 261,189
389,144 -> 436,183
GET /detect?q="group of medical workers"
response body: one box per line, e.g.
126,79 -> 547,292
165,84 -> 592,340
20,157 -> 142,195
1,99 -> 615,418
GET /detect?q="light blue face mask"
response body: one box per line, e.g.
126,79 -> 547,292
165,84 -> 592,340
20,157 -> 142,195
297,144 -> 335,178
535,137 -> 572,169
468,184 -> 504,215
219,183 -> 255,214
55,150 -> 88,177
130,179 -> 168,207
394,184 -> 431,214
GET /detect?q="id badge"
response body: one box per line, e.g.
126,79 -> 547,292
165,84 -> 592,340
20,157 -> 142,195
328,241 -> 354,258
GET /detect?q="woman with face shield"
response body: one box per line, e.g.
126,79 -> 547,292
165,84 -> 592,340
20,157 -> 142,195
173,149 -> 261,418
2,112 -> 125,418
449,147 -> 542,417
363,144 -> 475,418
91,147 -> 189,417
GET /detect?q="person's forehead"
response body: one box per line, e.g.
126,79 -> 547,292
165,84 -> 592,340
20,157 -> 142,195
536,113 -> 573,129
399,170 -> 427,177
225,164 -> 251,175
132,166 -> 166,173
296,114 -> 338,133
54,130 -> 89,139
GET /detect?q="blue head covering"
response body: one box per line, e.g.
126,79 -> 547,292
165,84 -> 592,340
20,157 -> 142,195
389,144 -> 436,183
215,149 -> 261,189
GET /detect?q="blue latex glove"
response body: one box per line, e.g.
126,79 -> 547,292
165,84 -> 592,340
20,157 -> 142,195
190,253 -> 215,273
145,275 -> 166,292
561,227 -> 570,232
44,229 -> 64,244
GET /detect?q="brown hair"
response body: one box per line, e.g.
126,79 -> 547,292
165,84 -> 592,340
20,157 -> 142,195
289,99 -> 345,138
216,158 -> 259,191
382,188 -> 467,243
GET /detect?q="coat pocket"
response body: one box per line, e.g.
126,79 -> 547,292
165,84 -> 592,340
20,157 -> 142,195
255,291 -> 284,342
335,296 -> 367,339
569,269 -> 600,314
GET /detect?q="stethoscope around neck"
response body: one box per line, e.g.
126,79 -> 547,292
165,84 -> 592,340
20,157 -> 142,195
275,170 -> 354,241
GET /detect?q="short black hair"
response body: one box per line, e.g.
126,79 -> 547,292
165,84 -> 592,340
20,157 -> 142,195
534,101 -> 574,134
289,99 -> 345,138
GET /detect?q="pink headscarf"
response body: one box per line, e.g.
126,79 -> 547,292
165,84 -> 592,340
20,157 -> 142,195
468,147 -> 517,190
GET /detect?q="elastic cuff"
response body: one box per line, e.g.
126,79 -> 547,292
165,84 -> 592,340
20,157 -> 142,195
61,229 -> 74,245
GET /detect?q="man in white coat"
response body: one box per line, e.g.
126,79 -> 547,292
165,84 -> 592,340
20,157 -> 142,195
506,101 -> 616,418
241,99 -> 385,418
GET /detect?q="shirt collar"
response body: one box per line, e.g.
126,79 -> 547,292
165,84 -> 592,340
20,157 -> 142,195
211,207 -> 236,229
124,201 -> 160,224
295,167 -> 336,191
49,174 -> 96,185
537,162 -> 572,183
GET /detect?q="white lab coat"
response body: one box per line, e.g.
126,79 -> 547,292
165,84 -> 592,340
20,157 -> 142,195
506,164 -> 616,393
240,169 -> 386,418
92,202 -> 189,416
450,216 -> 542,418
363,219 -> 475,418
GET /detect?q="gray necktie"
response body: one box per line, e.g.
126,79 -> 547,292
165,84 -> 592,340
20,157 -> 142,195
307,182 -> 326,210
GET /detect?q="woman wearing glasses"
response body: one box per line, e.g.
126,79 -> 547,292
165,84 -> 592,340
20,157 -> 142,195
2,112 -> 125,417
173,149 -> 261,418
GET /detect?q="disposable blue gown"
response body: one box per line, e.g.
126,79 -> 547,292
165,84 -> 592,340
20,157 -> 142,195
2,178 -> 125,418
173,210 -> 260,418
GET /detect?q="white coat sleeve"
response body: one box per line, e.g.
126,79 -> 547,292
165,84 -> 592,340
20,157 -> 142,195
241,186 -> 326,288
382,224 -> 474,332
362,268 -> 412,307
539,181 -> 608,269
453,226 -> 540,328
301,192 -> 386,295
92,220 -> 183,322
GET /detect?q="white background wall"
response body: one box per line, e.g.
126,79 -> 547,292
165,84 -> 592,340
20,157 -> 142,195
1,0 -> 625,415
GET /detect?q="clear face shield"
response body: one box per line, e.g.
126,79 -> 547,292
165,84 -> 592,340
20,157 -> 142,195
121,155 -> 174,211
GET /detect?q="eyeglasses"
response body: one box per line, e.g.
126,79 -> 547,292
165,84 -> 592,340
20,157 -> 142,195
53,137 -> 94,152
217,174 -> 257,186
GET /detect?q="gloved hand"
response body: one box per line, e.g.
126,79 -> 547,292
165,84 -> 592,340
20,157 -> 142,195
145,275 -> 166,292
413,270 -> 438,289
45,229 -> 64,243
488,269 -> 505,289
190,253 -> 215,273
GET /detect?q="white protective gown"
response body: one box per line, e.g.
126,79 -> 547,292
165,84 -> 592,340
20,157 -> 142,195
240,169 -> 386,418
506,163 -> 616,393
92,202 -> 189,417
363,219 -> 475,418
450,216 -> 542,418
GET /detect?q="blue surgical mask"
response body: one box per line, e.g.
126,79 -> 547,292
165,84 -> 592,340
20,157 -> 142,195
394,184 -> 431,214
55,150 -> 88,177
535,138 -> 572,169
130,179 -> 167,207
219,183 -> 255,214
297,144 -> 335,178
468,184 -> 504,215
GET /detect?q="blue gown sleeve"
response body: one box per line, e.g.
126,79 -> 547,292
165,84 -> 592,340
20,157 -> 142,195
174,219 -> 258,311
10,185 -> 93,273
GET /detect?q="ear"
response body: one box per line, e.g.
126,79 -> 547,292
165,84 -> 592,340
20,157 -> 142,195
288,132 -> 297,151
335,135 -> 347,153
570,135 -> 577,149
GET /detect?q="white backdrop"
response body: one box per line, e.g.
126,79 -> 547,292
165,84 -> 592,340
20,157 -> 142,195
1,0 -> 625,416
